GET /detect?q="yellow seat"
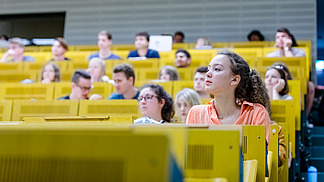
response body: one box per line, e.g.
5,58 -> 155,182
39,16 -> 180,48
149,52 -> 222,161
288,80 -> 302,131
172,80 -> 194,98
184,129 -> 241,182
229,41 -> 269,48
243,160 -> 258,182
72,45 -> 98,51
0,100 -> 13,121
270,100 -> 296,158
0,63 -> 23,72
24,61 -> 72,74
24,52 -> 51,62
231,48 -> 263,60
0,83 -> 54,100
22,116 -> 134,124
12,100 -> 78,121
278,123 -> 289,182
0,71 -> 38,82
78,100 -> 140,117
111,44 -> 136,51
65,51 -> 92,62
268,125 -> 279,181
242,125 -> 266,182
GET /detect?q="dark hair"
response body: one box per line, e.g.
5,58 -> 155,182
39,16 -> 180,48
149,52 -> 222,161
55,37 -> 68,50
159,65 -> 179,81
0,34 -> 9,41
267,66 -> 289,96
247,30 -> 265,41
136,32 -> 150,42
113,64 -> 135,85
195,66 -> 208,74
72,71 -> 91,84
218,51 -> 270,112
41,62 -> 60,82
174,31 -> 185,39
140,84 -> 175,122
98,30 -> 112,40
175,49 -> 191,58
276,28 -> 298,47
271,62 -> 293,80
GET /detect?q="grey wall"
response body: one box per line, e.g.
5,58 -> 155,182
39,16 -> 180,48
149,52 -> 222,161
0,0 -> 316,49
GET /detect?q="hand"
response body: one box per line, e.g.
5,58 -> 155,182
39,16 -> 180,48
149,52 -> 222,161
283,37 -> 292,49
89,94 -> 103,100
5,49 -> 15,57
273,79 -> 285,92
41,78 -> 51,84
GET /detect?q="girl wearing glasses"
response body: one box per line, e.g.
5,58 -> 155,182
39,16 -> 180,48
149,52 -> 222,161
265,65 -> 293,100
134,84 -> 174,124
186,51 -> 270,142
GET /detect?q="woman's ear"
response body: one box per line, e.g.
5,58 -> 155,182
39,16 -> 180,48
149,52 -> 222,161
230,75 -> 241,86
160,98 -> 165,108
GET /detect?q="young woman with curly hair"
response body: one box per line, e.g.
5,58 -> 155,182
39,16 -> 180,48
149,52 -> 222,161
186,51 -> 271,142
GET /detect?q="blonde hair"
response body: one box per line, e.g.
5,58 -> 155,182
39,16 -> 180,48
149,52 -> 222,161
174,88 -> 200,118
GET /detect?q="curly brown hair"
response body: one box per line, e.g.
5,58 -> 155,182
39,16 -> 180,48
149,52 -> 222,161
218,51 -> 271,113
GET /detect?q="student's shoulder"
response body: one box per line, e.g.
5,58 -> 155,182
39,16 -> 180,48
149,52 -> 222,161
108,93 -> 123,99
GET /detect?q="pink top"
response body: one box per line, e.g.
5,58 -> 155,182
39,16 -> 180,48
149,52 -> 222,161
186,100 -> 270,142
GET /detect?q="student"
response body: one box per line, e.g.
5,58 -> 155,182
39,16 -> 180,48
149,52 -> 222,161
41,62 -> 60,84
247,30 -> 265,41
58,71 -> 102,100
127,32 -> 160,58
86,58 -> 109,83
109,64 -> 139,100
0,37 -> 34,62
175,49 -> 191,68
194,66 -> 211,99
265,65 -> 293,100
159,65 -> 179,81
88,31 -> 121,60
186,51 -> 270,142
50,37 -> 71,61
174,88 -> 200,123
267,28 -> 305,57
134,84 -> 174,124
173,31 -> 185,43
195,37 -> 212,49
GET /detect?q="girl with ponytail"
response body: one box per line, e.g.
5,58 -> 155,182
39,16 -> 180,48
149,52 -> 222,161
186,51 -> 270,142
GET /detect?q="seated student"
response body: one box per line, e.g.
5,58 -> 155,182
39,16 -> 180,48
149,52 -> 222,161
109,64 -> 139,100
41,62 -> 60,84
194,66 -> 211,99
247,30 -> 265,41
174,88 -> 200,123
86,58 -> 109,83
127,32 -> 160,59
175,49 -> 191,68
50,37 -> 71,61
58,71 -> 102,100
265,65 -> 293,100
195,37 -> 212,49
88,31 -> 121,60
173,31 -> 185,43
0,37 -> 34,63
159,65 -> 179,81
186,51 -> 270,142
267,28 -> 305,57
134,84 -> 174,124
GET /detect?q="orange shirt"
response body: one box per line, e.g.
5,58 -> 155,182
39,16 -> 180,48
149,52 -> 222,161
186,100 -> 270,142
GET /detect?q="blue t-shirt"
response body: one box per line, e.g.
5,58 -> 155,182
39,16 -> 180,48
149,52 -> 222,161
127,49 -> 160,58
88,52 -> 121,60
108,90 -> 140,100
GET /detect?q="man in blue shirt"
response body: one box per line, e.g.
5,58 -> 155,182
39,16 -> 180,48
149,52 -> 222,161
88,31 -> 121,60
127,32 -> 160,59
109,64 -> 140,100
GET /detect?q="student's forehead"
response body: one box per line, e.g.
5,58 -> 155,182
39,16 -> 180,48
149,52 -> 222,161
209,55 -> 229,66
113,72 -> 127,79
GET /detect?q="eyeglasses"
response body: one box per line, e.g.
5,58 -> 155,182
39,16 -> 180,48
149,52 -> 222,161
137,95 -> 158,102
76,84 -> 93,91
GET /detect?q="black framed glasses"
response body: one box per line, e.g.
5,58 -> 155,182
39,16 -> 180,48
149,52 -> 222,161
137,95 -> 158,102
